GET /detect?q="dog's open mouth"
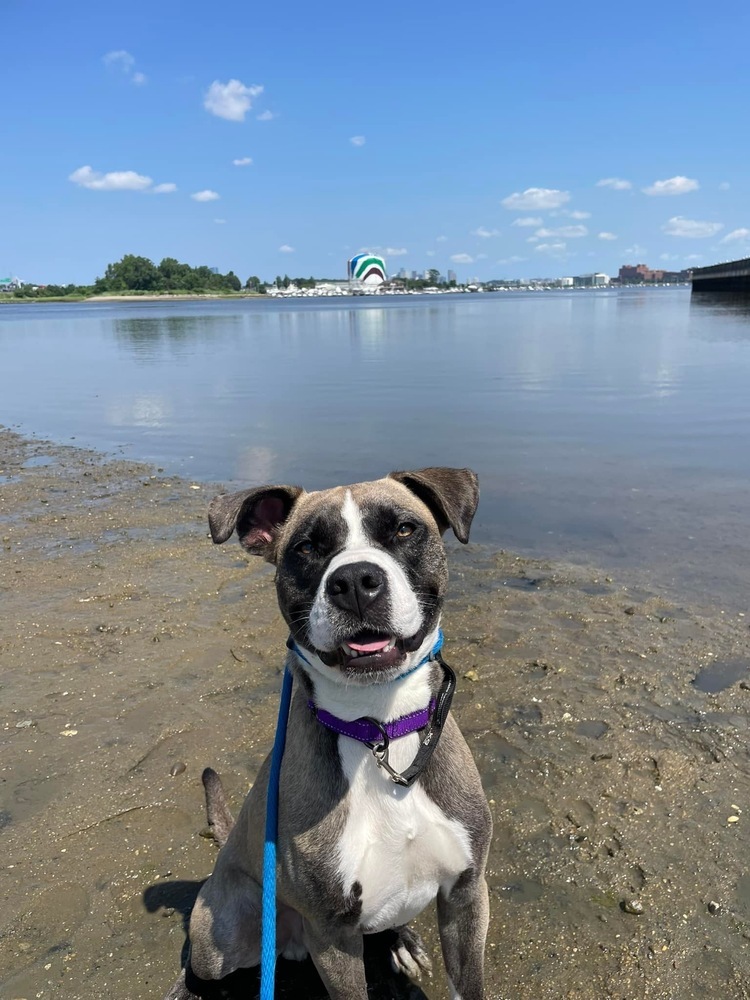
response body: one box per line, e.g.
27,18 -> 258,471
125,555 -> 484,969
339,631 -> 404,671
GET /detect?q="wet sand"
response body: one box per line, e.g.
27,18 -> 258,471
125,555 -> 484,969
2,427 -> 750,999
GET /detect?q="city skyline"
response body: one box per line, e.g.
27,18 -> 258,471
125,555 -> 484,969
2,1 -> 749,284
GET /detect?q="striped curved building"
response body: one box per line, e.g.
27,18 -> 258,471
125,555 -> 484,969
347,253 -> 387,286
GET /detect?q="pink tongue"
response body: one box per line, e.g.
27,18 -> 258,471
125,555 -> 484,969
348,638 -> 391,653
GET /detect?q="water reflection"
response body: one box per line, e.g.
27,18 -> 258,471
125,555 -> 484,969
2,290 -> 750,604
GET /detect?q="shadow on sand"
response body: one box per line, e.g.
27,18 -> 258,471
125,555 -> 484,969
144,879 -> 430,1000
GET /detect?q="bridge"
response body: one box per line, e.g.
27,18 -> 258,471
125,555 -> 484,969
691,256 -> 750,293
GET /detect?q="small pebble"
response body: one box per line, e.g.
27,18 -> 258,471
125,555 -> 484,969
728,815 -> 740,824
622,899 -> 644,915
170,761 -> 187,777
463,669 -> 479,682
15,720 -> 33,729
624,606 -> 636,616
708,901 -> 721,915
60,729 -> 78,737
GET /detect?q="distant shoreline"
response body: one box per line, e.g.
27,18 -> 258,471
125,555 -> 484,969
0,291 -> 266,304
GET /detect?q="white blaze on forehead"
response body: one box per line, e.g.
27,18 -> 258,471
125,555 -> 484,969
306,490 -> 423,653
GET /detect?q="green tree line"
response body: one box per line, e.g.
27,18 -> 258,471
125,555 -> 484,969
93,255 -> 245,294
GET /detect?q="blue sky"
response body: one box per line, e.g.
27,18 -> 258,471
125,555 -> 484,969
2,0 -> 749,283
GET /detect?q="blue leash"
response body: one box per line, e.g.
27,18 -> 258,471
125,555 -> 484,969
259,630 -> 443,999
260,665 -> 294,1000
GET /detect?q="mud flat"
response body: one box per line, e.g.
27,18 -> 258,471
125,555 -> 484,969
2,427 -> 750,999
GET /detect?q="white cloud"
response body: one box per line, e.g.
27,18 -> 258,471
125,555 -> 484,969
471,226 -> 500,238
152,182 -> 177,194
279,244 -> 295,253
204,79 -> 263,122
598,232 -> 617,240
103,50 -> 135,71
596,177 -> 632,190
214,218 -> 227,224
450,253 -> 474,264
191,189 -> 220,202
435,235 -> 448,242
535,242 -> 567,255
566,210 -> 591,220
643,176 -> 699,196
426,250 -> 436,257
233,157 -> 253,166
624,244 -> 647,257
69,165 -> 153,191
721,228 -> 750,243
496,255 -> 527,264
502,187 -> 570,211
719,181 -> 731,192
659,253 -> 680,262
512,217 -> 542,227
103,50 -> 146,85
662,216 -> 723,238
476,253 -> 488,260
350,136 -> 366,147
533,225 -> 587,239
685,254 -> 704,261
257,110 -> 276,121
384,247 -> 407,256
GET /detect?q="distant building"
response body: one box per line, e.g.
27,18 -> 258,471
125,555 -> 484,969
559,276 -> 574,287
619,263 -> 689,284
347,253 -> 387,285
0,276 -> 22,292
410,270 -> 418,280
447,270 -> 457,284
573,273 -> 610,287
397,267 -> 408,279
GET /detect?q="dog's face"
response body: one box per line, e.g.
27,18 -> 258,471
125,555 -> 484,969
208,468 -> 478,682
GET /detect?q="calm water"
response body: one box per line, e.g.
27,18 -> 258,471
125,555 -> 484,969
2,289 -> 750,605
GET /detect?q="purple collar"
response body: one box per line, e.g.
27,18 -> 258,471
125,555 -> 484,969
309,698 -> 437,743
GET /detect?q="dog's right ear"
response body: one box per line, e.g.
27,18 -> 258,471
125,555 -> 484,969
208,485 -> 304,561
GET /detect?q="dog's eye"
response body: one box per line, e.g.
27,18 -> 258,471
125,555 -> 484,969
396,522 -> 415,539
295,540 -> 314,556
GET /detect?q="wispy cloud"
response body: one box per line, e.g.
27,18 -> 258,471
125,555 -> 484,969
257,110 -> 276,121
152,182 -> 177,194
624,244 -> 647,257
564,209 -> 591,220
450,253 -> 474,264
349,136 -> 366,147
532,225 -> 587,239
502,188 -> 570,211
471,226 -> 500,238
662,216 -> 722,238
534,242 -> 567,255
191,189 -> 220,202
103,50 -> 147,85
232,157 -> 253,167
496,256 -> 527,264
279,244 -> 295,253
598,232 -> 617,240
204,79 -> 263,122
70,165 -> 159,192
360,246 -> 408,257
721,228 -> 750,244
719,181 -> 731,192
511,217 -> 542,227
643,176 -> 699,196
435,235 -> 448,242
214,218 -> 227,224
596,177 -> 632,191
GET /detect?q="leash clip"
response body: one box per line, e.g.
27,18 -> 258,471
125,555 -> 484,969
362,718 -> 410,786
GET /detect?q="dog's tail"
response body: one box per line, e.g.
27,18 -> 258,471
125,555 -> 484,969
201,767 -> 235,848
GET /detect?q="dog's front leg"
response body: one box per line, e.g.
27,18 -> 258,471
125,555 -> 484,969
437,871 -> 490,1000
303,919 -> 367,1000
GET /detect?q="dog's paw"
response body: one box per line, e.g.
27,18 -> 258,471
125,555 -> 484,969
390,925 -> 433,981
280,940 -> 309,962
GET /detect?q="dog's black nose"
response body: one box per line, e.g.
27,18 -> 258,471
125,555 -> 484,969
326,561 -> 386,618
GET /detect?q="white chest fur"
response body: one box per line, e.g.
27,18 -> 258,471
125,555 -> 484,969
336,733 -> 472,933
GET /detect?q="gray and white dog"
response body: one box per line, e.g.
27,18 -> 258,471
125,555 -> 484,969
165,467 -> 492,1000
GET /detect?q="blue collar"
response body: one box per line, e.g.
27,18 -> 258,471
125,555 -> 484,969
288,629 -> 443,681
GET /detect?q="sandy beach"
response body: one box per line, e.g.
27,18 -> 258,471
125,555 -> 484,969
2,427 -> 750,999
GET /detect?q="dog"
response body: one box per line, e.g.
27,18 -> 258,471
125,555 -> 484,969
165,467 -> 492,1000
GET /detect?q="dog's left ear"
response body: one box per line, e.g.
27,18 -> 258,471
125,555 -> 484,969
208,484 -> 304,561
388,467 -> 479,544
